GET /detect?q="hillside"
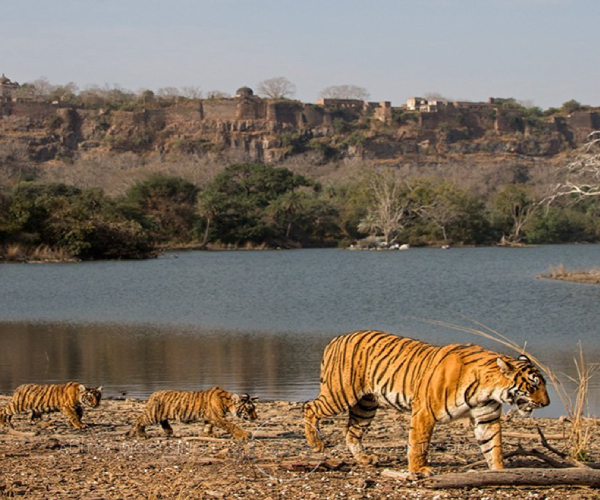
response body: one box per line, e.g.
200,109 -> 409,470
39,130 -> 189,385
1,91 -> 598,192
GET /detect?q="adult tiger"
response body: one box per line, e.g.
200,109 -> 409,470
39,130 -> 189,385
0,382 -> 102,429
303,330 -> 549,476
129,387 -> 258,440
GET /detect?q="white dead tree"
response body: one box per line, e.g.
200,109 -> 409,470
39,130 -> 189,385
359,172 -> 412,246
548,131 -> 600,202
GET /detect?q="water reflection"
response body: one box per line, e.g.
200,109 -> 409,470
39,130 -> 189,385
0,321 -> 597,418
0,322 -> 329,402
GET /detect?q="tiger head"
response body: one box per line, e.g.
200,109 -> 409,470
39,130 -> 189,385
231,393 -> 258,421
78,385 -> 103,408
496,355 -> 550,416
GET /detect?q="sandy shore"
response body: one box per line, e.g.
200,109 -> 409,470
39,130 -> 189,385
0,396 -> 598,499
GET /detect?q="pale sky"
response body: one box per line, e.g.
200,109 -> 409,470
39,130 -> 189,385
1,0 -> 598,109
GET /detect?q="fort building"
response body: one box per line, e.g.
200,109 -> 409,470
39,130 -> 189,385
0,74 -> 19,101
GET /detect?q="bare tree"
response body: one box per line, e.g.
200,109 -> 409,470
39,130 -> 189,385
548,131 -> 600,201
256,77 -> 296,99
359,171 -> 412,245
493,184 -> 544,244
320,85 -> 370,101
423,92 -> 451,102
157,87 -> 181,103
205,90 -> 230,99
180,86 -> 202,99
416,197 -> 459,244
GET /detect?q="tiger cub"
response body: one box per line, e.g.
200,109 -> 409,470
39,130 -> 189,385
0,382 -> 102,429
304,330 -> 550,476
129,387 -> 258,440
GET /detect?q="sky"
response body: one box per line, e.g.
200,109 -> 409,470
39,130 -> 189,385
1,0 -> 599,110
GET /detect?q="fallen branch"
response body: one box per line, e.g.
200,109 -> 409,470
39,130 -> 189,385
461,444 -> 574,470
421,467 -> 600,488
503,431 -> 565,440
536,425 -> 589,468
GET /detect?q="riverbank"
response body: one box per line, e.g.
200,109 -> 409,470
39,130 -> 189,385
1,397 -> 598,499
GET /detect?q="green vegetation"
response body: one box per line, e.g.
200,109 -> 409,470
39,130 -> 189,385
2,78 -> 600,260
1,162 -> 599,261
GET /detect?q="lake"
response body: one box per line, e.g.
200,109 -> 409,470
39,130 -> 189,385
1,245 -> 599,418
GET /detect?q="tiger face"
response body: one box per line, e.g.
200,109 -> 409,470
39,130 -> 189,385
497,355 -> 549,416
78,385 -> 103,408
232,394 -> 258,421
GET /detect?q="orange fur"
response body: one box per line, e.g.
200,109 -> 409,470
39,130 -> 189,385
129,387 -> 258,440
0,382 -> 102,429
304,330 -> 549,475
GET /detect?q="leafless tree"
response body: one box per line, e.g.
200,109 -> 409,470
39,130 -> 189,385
180,86 -> 202,99
359,171 -> 413,245
423,92 -> 451,102
416,197 -> 459,244
205,90 -> 230,99
256,77 -> 296,100
157,87 -> 181,103
320,85 -> 370,101
548,131 -> 600,202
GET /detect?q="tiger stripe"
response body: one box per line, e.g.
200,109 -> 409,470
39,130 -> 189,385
0,382 -> 102,429
129,387 -> 257,440
303,330 -> 549,476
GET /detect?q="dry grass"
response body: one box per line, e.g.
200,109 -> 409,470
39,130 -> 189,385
541,263 -> 600,284
564,344 -> 598,460
1,244 -> 74,263
415,316 -> 598,461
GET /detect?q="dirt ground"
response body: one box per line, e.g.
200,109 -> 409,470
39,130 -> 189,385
1,396 -> 599,499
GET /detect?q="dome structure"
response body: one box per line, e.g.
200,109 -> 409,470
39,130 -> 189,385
235,86 -> 254,98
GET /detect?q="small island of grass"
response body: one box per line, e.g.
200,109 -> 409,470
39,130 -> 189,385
539,264 -> 600,285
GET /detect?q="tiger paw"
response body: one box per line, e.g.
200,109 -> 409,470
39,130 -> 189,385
308,440 -> 325,453
408,466 -> 433,479
356,454 -> 378,466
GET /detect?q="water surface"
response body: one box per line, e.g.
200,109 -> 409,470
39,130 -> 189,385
1,245 -> 599,417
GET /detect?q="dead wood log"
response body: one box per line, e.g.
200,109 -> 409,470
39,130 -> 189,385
421,467 -> 600,488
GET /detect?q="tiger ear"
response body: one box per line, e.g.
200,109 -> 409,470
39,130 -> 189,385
97,386 -> 103,392
518,354 -> 531,363
231,394 -> 241,404
78,384 -> 87,392
496,358 -> 514,376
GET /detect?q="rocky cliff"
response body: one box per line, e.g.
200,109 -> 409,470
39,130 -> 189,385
1,97 -> 598,171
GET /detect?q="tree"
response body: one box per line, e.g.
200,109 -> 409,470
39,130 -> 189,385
256,77 -> 296,100
358,171 -> 412,245
319,85 -> 370,101
549,131 -> 600,201
197,189 -> 221,245
180,86 -> 202,99
205,90 -> 230,99
561,99 -> 583,115
6,183 -> 153,259
492,184 -> 543,244
199,163 -> 312,245
157,87 -> 181,103
267,190 -> 305,240
410,180 -> 491,245
126,175 -> 200,243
